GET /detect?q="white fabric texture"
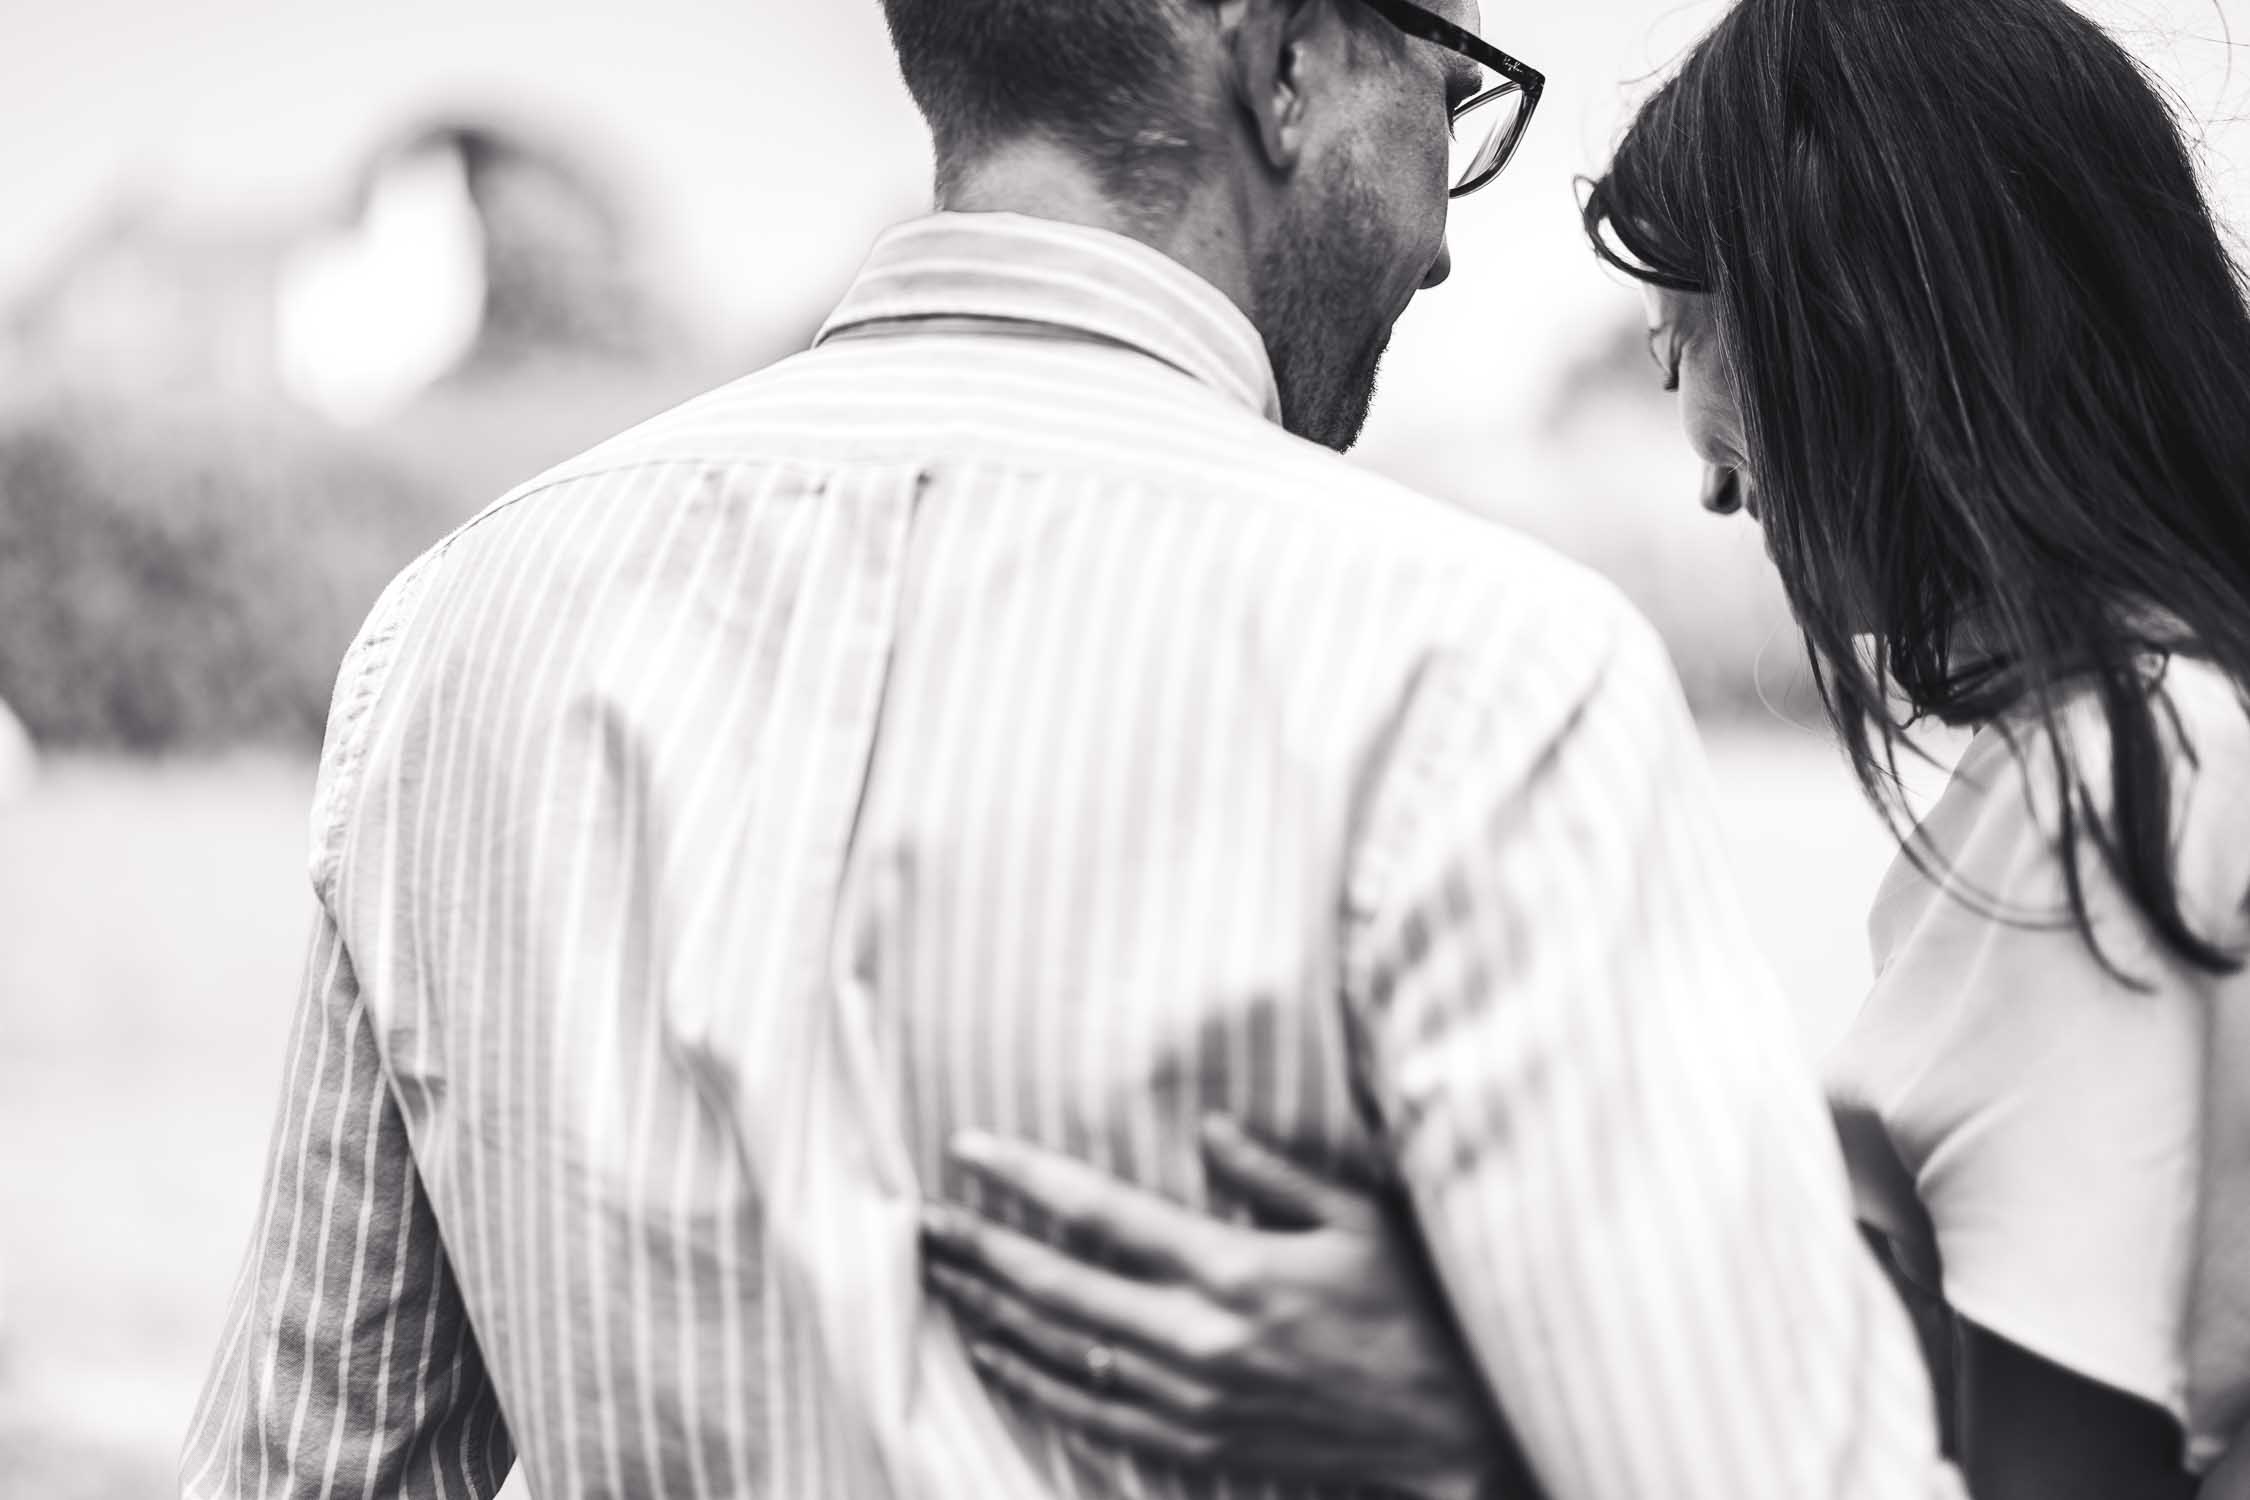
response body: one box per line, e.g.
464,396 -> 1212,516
1827,657 -> 2250,1473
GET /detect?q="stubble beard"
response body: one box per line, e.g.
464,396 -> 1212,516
1253,166 -> 1397,453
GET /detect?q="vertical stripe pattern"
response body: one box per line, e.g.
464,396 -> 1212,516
183,212 -> 1960,1500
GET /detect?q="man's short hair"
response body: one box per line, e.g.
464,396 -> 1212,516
878,0 -> 1208,209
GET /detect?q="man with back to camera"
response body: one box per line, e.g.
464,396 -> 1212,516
183,2 -> 1959,1497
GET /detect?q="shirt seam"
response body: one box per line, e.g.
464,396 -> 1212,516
1340,653 -> 1480,1050
308,548 -> 444,907
306,453 -> 784,906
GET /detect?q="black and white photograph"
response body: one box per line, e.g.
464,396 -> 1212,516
3,1 -> 2249,1496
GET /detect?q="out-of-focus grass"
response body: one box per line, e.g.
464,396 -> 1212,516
0,396 -> 455,752
0,735 -> 1892,1496
0,756 -> 314,1489
0,360 -> 725,757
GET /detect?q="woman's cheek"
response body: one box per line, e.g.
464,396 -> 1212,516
1679,358 -> 1748,469
1678,387 -> 1733,468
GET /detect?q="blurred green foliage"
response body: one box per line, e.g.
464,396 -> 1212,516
0,393 -> 460,751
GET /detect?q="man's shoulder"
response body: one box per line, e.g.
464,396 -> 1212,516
1227,429 -> 1651,649
447,351 -> 1649,667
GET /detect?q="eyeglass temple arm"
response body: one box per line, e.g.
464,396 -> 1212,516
1359,0 -> 1545,93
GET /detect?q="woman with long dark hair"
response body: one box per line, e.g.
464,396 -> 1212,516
913,0 -> 2250,1494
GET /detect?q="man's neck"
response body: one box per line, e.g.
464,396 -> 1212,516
940,141 -> 1257,318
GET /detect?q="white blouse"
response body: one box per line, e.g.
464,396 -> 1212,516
1825,658 -> 2250,1473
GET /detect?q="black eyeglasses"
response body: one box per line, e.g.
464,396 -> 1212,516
1356,0 -> 1544,197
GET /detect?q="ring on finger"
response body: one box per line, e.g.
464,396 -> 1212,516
1083,1341 -> 1119,1391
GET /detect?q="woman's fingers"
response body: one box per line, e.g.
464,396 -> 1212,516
922,1200 -> 1239,1369
927,1260 -> 1223,1422
963,1338 -> 1229,1469
948,1132 -> 1222,1274
1197,1116 -> 1377,1231
964,1336 -> 1424,1488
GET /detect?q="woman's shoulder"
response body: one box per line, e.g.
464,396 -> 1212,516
2037,655 -> 2250,793
1922,656 -> 2250,932
2050,656 -> 2250,794
1963,651 -> 2247,766
2048,656 -> 2250,939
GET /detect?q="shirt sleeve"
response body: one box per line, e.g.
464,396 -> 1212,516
181,544 -> 511,1499
1345,587 -> 1960,1500
179,911 -> 514,1500
1862,722 -> 2209,1437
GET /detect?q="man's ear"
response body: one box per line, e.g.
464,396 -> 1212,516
1220,0 -> 1333,177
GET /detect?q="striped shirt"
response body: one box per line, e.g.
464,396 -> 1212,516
183,211 -> 1959,1500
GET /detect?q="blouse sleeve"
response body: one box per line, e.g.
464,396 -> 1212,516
1866,707 -> 2226,1433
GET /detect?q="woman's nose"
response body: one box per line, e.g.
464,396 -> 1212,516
1701,464 -> 1744,515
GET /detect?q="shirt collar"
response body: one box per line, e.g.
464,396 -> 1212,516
815,212 -> 1283,425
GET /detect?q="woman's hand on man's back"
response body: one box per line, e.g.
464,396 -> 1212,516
919,1116 -> 1535,1499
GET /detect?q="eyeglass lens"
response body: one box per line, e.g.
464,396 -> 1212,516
1451,85 -> 1528,193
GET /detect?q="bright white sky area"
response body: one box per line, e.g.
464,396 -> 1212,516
1,0 -> 2245,475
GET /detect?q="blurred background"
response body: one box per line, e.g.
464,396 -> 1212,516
0,0 -> 2242,1493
